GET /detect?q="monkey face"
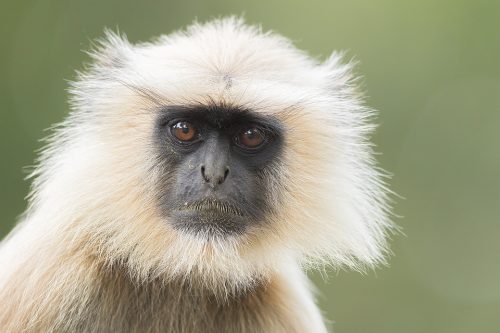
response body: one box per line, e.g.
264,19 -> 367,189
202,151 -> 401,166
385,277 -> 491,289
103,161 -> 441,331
154,105 -> 284,237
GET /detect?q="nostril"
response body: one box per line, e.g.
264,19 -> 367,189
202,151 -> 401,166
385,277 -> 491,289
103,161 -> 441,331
217,167 -> 229,185
200,165 -> 209,182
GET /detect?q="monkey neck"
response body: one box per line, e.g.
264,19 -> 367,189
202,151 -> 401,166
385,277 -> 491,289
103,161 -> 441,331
76,260 -> 305,332
91,263 -> 267,329
1,249 -> 307,333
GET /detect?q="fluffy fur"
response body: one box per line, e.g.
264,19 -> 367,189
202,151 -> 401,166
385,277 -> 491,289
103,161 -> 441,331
0,17 -> 393,332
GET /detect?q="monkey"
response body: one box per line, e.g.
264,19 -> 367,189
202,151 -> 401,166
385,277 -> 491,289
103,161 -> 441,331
0,17 -> 393,333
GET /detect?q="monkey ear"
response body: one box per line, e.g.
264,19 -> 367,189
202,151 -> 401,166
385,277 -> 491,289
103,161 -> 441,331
86,29 -> 133,70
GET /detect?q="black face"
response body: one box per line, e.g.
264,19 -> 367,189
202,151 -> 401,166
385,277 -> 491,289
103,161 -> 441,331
154,105 -> 284,237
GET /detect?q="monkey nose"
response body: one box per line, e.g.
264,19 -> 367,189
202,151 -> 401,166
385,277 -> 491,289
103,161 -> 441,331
200,164 -> 230,189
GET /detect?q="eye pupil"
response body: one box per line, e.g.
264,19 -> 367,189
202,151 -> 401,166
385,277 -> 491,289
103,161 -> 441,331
172,121 -> 197,142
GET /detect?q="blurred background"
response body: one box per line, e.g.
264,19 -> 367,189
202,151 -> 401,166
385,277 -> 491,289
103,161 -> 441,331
1,1 -> 499,332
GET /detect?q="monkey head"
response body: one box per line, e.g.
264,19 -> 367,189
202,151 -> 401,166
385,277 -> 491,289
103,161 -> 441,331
31,18 -> 393,293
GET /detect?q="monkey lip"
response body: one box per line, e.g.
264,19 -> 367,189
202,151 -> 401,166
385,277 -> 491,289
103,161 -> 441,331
178,198 -> 244,217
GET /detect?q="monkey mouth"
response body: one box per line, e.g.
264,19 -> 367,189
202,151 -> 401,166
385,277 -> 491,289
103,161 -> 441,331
178,198 -> 244,217
172,198 -> 247,236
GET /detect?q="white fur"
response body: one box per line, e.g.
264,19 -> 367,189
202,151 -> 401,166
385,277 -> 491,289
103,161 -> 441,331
0,17 -> 393,332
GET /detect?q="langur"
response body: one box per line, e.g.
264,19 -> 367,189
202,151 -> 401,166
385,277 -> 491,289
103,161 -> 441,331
0,17 -> 393,332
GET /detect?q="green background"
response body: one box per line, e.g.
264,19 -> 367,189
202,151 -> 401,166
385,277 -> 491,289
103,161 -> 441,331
1,1 -> 499,332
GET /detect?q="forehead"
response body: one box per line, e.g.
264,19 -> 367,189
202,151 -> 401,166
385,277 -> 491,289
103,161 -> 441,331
123,38 -> 325,115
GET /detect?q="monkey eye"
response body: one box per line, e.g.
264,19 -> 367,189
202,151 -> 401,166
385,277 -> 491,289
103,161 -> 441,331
235,126 -> 267,149
171,121 -> 198,142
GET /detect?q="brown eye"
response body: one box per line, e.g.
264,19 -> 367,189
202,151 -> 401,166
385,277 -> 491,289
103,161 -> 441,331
237,127 -> 266,149
171,121 -> 197,142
